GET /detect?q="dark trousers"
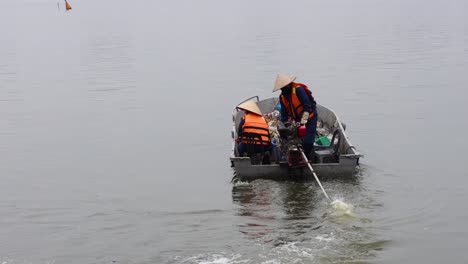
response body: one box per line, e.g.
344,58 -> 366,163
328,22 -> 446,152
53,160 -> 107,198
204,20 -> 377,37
303,114 -> 318,159
237,143 -> 272,157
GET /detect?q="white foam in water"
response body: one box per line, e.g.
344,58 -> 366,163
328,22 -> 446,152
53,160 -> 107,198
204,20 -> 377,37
330,199 -> 356,218
278,242 -> 315,258
315,234 -> 334,242
260,260 -> 281,264
196,253 -> 243,264
199,257 -> 231,264
233,181 -> 250,187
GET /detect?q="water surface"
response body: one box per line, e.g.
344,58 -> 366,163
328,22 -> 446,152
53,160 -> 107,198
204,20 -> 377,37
1,0 -> 468,263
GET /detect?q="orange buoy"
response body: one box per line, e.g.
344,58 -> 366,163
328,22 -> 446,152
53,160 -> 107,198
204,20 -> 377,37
65,0 -> 72,10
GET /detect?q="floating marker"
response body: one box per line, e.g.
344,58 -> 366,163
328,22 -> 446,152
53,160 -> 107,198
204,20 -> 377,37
65,0 -> 72,10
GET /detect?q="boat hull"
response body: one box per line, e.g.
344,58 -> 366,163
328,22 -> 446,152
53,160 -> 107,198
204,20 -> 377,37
231,155 -> 359,181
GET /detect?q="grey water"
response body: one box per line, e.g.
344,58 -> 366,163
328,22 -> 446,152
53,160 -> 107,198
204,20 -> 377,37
1,0 -> 468,263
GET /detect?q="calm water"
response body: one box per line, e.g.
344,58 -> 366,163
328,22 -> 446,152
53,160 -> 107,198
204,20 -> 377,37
1,0 -> 468,263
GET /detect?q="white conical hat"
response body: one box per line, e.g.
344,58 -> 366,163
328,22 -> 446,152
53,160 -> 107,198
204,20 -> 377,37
237,101 -> 262,115
272,74 -> 296,92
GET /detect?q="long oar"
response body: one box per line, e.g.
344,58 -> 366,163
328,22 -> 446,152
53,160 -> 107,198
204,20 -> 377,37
299,148 -> 331,202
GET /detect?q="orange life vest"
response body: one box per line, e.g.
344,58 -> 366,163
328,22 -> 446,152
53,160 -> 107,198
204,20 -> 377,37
280,82 -> 316,121
241,113 -> 270,146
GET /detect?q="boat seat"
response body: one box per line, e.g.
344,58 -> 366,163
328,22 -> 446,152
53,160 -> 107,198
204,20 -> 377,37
241,132 -> 271,165
314,128 -> 341,163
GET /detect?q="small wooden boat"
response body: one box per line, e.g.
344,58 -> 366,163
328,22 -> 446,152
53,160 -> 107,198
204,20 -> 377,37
230,96 -> 361,181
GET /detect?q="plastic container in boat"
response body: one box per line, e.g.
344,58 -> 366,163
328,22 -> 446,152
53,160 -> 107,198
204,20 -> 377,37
315,136 -> 331,146
298,125 -> 307,137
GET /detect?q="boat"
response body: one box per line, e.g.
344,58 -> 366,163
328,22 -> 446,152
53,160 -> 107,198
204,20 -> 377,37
230,96 -> 361,181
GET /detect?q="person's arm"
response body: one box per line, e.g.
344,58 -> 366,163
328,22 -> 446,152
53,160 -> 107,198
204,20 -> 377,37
237,117 -> 245,138
279,97 -> 289,123
296,87 -> 312,114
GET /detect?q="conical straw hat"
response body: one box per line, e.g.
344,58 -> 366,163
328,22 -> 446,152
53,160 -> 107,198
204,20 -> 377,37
237,101 -> 262,115
272,74 -> 296,92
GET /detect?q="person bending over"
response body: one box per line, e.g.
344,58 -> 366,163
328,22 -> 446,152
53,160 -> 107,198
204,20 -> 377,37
272,74 -> 318,160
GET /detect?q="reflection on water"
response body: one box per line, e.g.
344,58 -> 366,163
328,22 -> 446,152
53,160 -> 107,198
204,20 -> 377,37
232,181 -> 277,241
278,181 -> 319,221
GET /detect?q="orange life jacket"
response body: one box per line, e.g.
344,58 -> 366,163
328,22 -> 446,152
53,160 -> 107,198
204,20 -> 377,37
241,113 -> 270,146
280,82 -> 316,121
